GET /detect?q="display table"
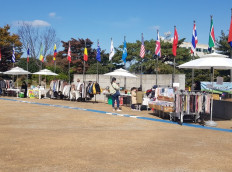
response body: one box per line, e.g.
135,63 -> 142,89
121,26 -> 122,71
28,89 -> 46,99
120,94 -> 131,107
6,89 -> 20,97
105,93 -> 131,107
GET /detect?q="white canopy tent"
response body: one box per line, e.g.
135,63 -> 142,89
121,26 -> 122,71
178,53 -> 232,69
104,68 -> 137,89
33,69 -> 58,76
3,66 -> 31,89
33,69 -> 58,92
178,52 -> 232,127
104,68 -> 137,78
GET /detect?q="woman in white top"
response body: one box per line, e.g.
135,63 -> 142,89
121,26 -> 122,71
109,77 -> 121,111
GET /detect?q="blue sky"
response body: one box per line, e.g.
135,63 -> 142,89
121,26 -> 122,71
0,0 -> 231,53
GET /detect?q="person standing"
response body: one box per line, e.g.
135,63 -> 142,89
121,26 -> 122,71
131,87 -> 137,110
21,81 -> 28,98
109,77 -> 121,111
136,87 -> 144,111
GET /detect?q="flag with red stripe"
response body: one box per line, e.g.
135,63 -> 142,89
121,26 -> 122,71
140,33 -> 145,58
191,22 -> 198,54
67,42 -> 71,62
155,31 -> 161,57
172,27 -> 178,57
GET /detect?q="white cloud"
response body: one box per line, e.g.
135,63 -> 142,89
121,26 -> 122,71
14,20 -> 51,27
49,12 -> 56,18
150,25 -> 160,31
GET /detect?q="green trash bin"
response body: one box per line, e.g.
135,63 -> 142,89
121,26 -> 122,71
108,95 -> 112,105
19,92 -> 24,98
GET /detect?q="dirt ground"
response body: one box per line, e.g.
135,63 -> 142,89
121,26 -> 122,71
0,97 -> 232,172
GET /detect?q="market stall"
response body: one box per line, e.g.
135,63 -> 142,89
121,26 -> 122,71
3,67 -> 30,97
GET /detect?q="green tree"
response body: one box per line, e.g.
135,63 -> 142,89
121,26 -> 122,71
17,58 -> 40,73
0,25 -> 22,71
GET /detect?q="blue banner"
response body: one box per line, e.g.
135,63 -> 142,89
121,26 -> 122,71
201,82 -> 232,94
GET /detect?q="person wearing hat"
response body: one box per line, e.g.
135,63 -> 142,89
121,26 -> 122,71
109,77 -> 121,111
131,87 -> 137,110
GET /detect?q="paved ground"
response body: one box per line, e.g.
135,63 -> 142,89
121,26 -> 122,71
0,97 -> 232,172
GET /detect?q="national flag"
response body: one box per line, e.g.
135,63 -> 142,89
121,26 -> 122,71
27,48 -> 30,63
84,47 -> 88,61
140,33 -> 145,58
228,14 -> 232,48
191,21 -> 198,54
0,48 -> 1,61
12,46 -> 15,63
109,39 -> 115,61
208,16 -> 215,49
155,31 -> 161,57
39,45 -> 44,62
96,40 -> 101,62
53,44 -> 57,61
67,42 -> 71,62
172,27 -> 178,57
122,38 -> 127,63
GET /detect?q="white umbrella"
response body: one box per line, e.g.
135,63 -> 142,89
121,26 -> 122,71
178,52 -> 232,127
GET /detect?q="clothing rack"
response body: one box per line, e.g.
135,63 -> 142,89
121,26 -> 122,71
49,80 -> 101,102
172,90 -> 212,124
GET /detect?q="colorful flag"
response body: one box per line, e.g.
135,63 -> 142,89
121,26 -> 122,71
109,39 -> 115,61
228,14 -> 232,48
96,40 -> 101,62
191,21 -> 198,54
84,47 -> 88,62
172,27 -> 178,57
53,44 -> 57,61
12,46 -> 15,63
140,33 -> 145,58
27,48 -> 30,63
122,38 -> 127,63
39,45 -> 44,62
155,31 -> 161,57
0,48 -> 1,61
208,16 -> 215,49
67,42 -> 71,62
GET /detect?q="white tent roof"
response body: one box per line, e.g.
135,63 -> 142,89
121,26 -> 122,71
33,69 -> 58,76
178,52 -> 232,70
3,67 -> 30,75
104,68 -> 137,78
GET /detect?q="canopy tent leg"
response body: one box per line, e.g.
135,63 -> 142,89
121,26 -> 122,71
205,67 -> 217,127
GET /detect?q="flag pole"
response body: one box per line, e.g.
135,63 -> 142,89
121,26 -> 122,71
54,61 -> 56,73
27,48 -> 29,85
191,21 -> 196,90
205,15 -> 217,127
68,61 -> 70,85
97,39 -> 99,83
110,38 -> 113,82
156,30 -> 159,86
140,33 -> 143,89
